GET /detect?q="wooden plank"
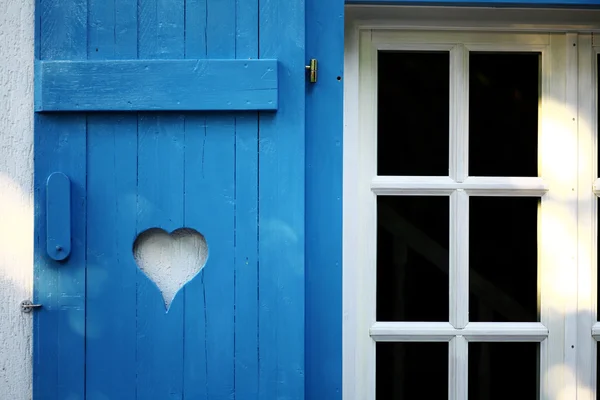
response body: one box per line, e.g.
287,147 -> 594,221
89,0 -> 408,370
85,114 -> 138,399
45,172 -> 71,261
34,0 -> 88,398
135,0 -> 186,397
233,0 -> 260,397
305,0 -> 344,398
135,113 -> 187,398
258,0 -> 305,398
202,0 -> 235,396
183,115 -> 236,398
34,115 -> 87,400
35,59 -> 279,112
182,1 -> 209,397
85,0 -> 138,396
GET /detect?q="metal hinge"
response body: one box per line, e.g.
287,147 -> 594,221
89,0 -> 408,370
20,300 -> 42,313
305,59 -> 317,83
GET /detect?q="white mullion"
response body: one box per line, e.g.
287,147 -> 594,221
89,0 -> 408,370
371,176 -> 456,196
371,321 -> 549,342
577,33 -> 596,400
462,176 -> 548,197
449,336 -> 468,400
540,33 -> 570,400
462,322 -> 548,342
564,32 -> 580,400
449,44 -> 469,182
450,189 -> 469,329
351,29 -> 378,400
371,175 -> 548,196
370,322 -> 456,342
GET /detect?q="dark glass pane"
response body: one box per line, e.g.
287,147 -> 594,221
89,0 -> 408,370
377,196 -> 449,322
469,342 -> 539,400
377,342 -> 448,399
469,52 -> 540,177
378,51 -> 450,176
469,197 -> 539,322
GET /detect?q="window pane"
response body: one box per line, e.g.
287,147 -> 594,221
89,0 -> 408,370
469,342 -> 539,400
469,197 -> 539,322
377,196 -> 449,322
377,342 -> 448,399
469,52 -> 540,177
378,51 -> 450,176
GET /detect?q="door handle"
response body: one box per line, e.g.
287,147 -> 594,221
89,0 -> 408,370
46,172 -> 71,261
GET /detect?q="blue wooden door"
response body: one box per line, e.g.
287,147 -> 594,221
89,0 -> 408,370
32,0 -> 340,398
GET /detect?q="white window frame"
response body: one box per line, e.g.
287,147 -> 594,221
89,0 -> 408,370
343,6 -> 600,400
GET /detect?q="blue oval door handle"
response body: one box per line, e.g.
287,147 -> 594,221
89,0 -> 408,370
46,172 -> 71,261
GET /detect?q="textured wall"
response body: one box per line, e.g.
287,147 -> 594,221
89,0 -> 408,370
0,0 -> 34,398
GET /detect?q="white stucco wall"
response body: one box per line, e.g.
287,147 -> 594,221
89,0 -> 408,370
0,0 -> 35,398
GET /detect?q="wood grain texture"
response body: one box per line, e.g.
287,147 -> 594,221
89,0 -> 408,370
34,0 -> 88,398
233,1 -> 260,397
35,1 -> 306,399
305,0 -> 344,398
258,0 -> 305,398
134,3 -> 187,398
204,1 -> 237,393
84,0 -> 139,396
85,114 -> 138,400
34,114 -> 87,400
36,59 -> 278,112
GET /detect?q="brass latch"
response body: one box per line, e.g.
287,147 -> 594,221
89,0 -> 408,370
305,59 -> 317,83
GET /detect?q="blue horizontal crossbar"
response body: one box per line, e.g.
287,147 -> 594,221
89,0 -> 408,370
35,59 -> 278,112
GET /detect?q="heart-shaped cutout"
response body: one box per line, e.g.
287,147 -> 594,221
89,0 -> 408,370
133,227 -> 209,310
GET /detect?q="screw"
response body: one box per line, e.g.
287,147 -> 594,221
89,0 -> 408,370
56,245 -> 62,252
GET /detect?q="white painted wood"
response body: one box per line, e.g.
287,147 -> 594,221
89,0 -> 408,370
371,176 -> 455,195
374,43 -> 454,52
372,30 -> 551,46
370,322 -> 456,341
344,12 -> 594,399
562,32 -> 580,400
465,43 -> 548,53
450,44 -> 468,183
342,20 -> 362,400
578,38 -> 598,400
449,336 -> 468,400
346,6 -> 600,32
461,322 -> 549,342
371,322 -> 548,342
462,177 -> 548,196
450,189 -> 469,329
539,33 -> 570,400
371,176 -> 548,196
349,28 -> 379,400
